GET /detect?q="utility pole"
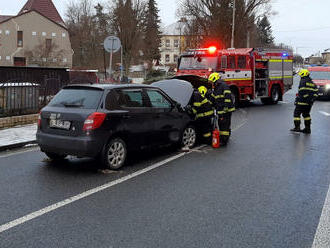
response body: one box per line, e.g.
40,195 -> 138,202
230,0 -> 236,48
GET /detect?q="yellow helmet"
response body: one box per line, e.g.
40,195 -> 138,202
298,69 -> 310,77
198,86 -> 208,96
208,72 -> 221,83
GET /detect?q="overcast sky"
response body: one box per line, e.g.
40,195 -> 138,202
1,0 -> 330,57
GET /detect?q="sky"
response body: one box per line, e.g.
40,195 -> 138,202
1,0 -> 330,57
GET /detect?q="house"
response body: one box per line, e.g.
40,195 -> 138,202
0,0 -> 73,68
322,49 -> 330,65
160,21 -> 187,67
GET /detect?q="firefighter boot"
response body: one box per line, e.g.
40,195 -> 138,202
290,120 -> 301,132
302,120 -> 311,134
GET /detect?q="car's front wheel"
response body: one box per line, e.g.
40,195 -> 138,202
181,126 -> 197,148
102,138 -> 127,170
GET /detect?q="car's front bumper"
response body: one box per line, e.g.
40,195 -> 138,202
318,86 -> 330,97
36,131 -> 105,158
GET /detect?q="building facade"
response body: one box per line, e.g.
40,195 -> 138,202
160,22 -> 186,67
322,49 -> 330,64
0,0 -> 73,68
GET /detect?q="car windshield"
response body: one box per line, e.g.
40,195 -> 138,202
49,88 -> 103,109
179,56 -> 218,70
310,71 -> 330,80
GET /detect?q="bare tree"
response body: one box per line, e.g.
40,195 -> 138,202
110,0 -> 146,74
178,0 -> 271,48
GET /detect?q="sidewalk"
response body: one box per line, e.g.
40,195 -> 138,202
0,124 -> 37,151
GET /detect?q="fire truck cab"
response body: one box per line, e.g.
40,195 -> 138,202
176,47 -> 294,106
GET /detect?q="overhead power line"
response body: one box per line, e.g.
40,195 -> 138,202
275,26 -> 330,33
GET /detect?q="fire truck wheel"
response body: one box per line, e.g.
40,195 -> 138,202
231,88 -> 240,108
270,85 -> 281,104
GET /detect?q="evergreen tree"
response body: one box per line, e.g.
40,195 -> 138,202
143,0 -> 161,65
256,16 -> 274,46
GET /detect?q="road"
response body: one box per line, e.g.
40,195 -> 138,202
0,77 -> 330,248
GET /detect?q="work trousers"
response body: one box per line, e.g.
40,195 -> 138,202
218,113 -> 232,145
293,105 -> 312,129
196,117 -> 212,144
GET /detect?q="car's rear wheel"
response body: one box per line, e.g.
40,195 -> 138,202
102,138 -> 127,170
45,152 -> 67,161
181,126 -> 197,148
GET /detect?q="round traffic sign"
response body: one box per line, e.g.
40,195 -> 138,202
104,36 -> 121,53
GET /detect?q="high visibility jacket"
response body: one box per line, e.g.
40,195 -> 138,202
295,76 -> 318,106
210,80 -> 235,115
191,91 -> 213,119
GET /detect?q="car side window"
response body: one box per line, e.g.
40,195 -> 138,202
146,90 -> 172,108
117,89 -> 144,108
105,90 -> 119,110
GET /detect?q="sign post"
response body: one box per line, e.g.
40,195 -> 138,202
104,36 -> 121,78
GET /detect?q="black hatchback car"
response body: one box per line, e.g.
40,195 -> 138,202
37,84 -> 197,169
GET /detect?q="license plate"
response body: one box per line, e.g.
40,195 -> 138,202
49,120 -> 71,130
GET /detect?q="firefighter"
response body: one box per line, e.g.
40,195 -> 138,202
208,72 -> 235,146
290,69 -> 318,134
191,86 -> 214,144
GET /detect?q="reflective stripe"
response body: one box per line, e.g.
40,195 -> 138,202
303,94 -> 309,98
193,98 -> 209,107
270,76 -> 293,79
203,132 -> 211,138
224,90 -> 231,94
297,102 -> 309,106
306,82 -> 315,87
270,59 -> 282,62
294,117 -> 301,121
192,108 -> 197,114
314,94 -> 318,97
224,78 -> 251,81
217,111 -> 225,114
196,110 -> 214,118
304,117 -> 311,121
224,99 -> 232,103
299,87 -> 318,92
227,107 -> 236,112
212,94 -> 224,99
220,131 -> 230,136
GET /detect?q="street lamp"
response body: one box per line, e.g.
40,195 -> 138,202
230,0 -> 236,48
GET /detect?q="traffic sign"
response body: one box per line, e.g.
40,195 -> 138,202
104,36 -> 121,53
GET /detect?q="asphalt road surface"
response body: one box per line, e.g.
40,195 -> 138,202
1,77 -> 330,248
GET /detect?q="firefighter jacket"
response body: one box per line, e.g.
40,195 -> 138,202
295,76 -> 318,106
191,90 -> 213,119
211,80 -> 235,115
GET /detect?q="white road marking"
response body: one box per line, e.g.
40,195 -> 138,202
0,147 -> 205,234
312,184 -> 330,247
319,111 -> 330,117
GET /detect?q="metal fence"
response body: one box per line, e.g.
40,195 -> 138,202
0,81 -> 40,117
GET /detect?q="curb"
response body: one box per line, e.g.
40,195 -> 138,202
0,140 -> 37,152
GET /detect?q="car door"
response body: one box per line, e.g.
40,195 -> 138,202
114,88 -> 154,149
144,88 -> 184,145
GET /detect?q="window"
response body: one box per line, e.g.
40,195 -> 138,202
62,33 -> 66,37
17,31 -> 23,47
42,32 -> 46,36
174,55 -> 178,63
118,89 -> 144,108
53,58 -> 57,62
238,56 -> 247,69
0,30 -> 2,34
32,31 -> 37,36
221,56 -> 227,69
6,56 -> 10,61
63,58 -> 68,63
5,30 -> 10,35
228,56 -> 236,69
52,32 -> 56,37
165,39 -> 170,47
42,58 -> 47,62
146,90 -> 171,108
165,54 -> 170,63
0,56 -> 2,60
174,40 -> 179,48
46,39 -> 52,51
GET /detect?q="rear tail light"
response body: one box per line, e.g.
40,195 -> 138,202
83,112 -> 106,131
38,112 -> 41,128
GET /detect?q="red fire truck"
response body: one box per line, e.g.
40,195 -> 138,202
176,47 -> 294,106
